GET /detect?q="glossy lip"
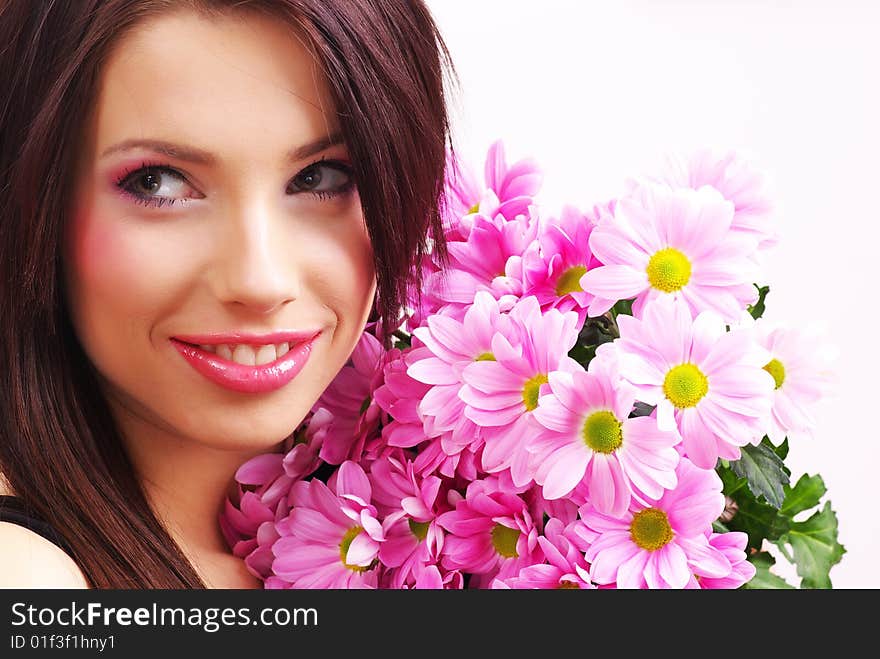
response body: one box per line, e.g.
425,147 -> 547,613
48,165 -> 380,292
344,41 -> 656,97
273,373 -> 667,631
172,329 -> 322,346
170,331 -> 321,394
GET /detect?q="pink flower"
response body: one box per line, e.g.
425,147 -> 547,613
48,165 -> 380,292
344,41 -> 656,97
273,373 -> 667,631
689,532 -> 756,589
442,139 -> 543,241
613,297 -> 774,469
751,319 -> 835,444
422,212 -> 537,318
437,477 -> 542,587
220,488 -> 280,580
649,148 -> 777,251
312,332 -> 387,465
459,295 -> 582,485
521,204 -> 603,326
368,454 -> 449,589
407,292 -> 515,460
573,458 -> 731,589
491,518 -> 593,589
529,355 -> 680,515
272,461 -> 384,588
581,183 -> 760,323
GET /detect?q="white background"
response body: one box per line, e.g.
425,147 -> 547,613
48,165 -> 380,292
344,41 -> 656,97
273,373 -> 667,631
428,0 -> 879,588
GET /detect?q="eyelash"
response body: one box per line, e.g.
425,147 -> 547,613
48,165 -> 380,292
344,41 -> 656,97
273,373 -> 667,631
112,156 -> 356,209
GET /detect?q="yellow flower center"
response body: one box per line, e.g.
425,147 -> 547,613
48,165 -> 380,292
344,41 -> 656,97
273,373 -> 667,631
475,351 -> 496,362
339,526 -> 370,572
582,410 -> 623,454
491,523 -> 520,558
629,508 -> 674,551
468,202 -> 480,214
522,373 -> 549,411
556,581 -> 581,589
408,519 -> 430,541
663,363 -> 709,408
763,358 -> 786,389
646,247 -> 692,293
555,265 -> 588,296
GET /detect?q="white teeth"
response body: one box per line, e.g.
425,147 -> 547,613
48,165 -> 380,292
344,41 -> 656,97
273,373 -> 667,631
231,344 -> 256,366
254,344 -> 276,366
203,342 -> 293,366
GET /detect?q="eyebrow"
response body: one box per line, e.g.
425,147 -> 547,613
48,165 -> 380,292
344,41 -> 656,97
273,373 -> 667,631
99,131 -> 345,165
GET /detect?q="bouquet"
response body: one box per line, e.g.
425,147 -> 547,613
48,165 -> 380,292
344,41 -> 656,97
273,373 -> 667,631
221,141 -> 842,589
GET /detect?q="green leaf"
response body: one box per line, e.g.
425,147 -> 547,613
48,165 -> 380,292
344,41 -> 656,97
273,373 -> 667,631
611,298 -> 634,318
779,474 -> 826,518
392,329 -> 412,349
725,492 -> 791,550
775,502 -> 846,589
767,436 -> 789,461
730,442 -> 790,509
748,284 -> 770,319
743,551 -> 795,589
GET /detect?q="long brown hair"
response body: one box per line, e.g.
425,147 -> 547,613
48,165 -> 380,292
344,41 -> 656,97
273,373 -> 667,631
0,0 -> 457,588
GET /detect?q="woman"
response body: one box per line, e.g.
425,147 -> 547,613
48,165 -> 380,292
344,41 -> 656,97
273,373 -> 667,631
0,0 -> 456,588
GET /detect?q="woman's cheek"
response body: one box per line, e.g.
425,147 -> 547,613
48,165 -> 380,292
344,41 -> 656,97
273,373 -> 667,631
65,207 -> 193,343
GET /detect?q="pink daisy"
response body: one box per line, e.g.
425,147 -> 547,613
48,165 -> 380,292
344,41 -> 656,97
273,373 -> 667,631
219,413 -> 330,580
573,458 -> 731,589
751,319 -> 836,444
688,531 -> 756,589
649,148 -> 777,251
373,340 -> 480,481
410,565 -> 465,590
407,291 -> 515,457
613,296 -> 774,469
272,461 -> 385,589
442,139 -> 543,241
312,331 -> 388,465
368,454 -> 449,589
581,182 -> 760,323
437,477 -> 542,587
459,295 -> 582,485
422,211 -> 537,317
521,203 -> 603,327
529,354 -> 680,516
491,518 -> 593,589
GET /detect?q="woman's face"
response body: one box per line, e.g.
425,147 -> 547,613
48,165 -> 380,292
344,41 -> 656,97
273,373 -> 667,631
64,10 -> 376,452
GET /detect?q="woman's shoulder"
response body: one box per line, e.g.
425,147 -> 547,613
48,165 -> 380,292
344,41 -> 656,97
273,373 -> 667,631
0,521 -> 90,588
0,479 -> 89,588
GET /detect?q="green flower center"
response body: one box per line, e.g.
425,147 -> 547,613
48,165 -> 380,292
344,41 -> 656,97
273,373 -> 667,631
339,526 -> 369,572
555,265 -> 588,296
408,519 -> 430,541
522,373 -> 549,411
582,410 -> 623,454
491,523 -> 520,558
475,351 -> 496,362
629,508 -> 674,551
663,363 -> 709,408
763,358 -> 786,389
468,202 -> 480,214
646,247 -> 692,293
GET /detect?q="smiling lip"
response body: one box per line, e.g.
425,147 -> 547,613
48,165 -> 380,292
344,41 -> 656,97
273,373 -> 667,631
170,331 -> 321,394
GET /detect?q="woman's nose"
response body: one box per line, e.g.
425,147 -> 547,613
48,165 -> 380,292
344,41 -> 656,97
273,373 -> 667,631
211,202 -> 301,314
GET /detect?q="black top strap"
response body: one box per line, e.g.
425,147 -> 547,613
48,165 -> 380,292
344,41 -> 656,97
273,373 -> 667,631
0,495 -> 75,560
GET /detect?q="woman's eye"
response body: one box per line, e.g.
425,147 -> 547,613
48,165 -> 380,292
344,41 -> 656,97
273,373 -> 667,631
288,161 -> 355,200
116,166 -> 195,208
